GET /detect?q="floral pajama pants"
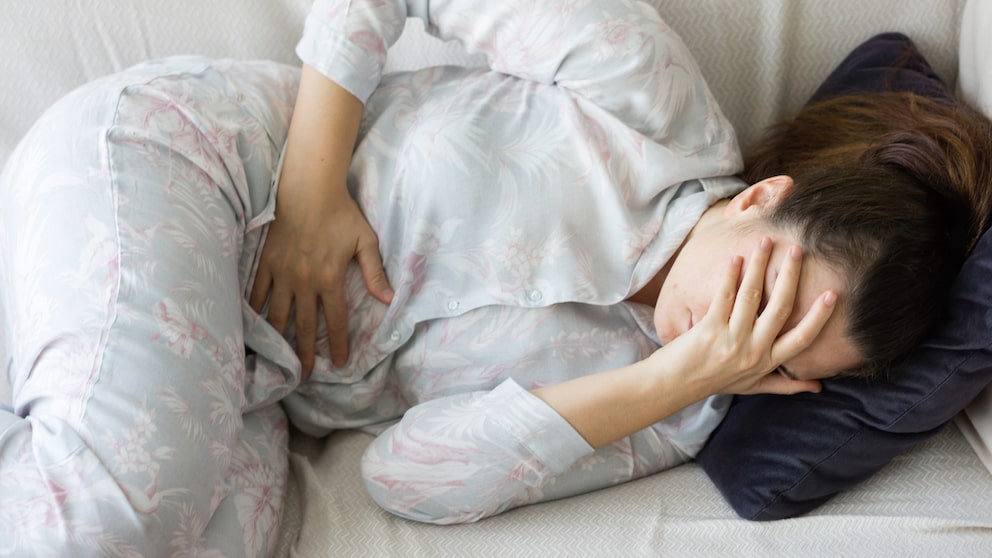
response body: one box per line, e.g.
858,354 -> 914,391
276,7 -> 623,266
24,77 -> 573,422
0,57 -> 303,558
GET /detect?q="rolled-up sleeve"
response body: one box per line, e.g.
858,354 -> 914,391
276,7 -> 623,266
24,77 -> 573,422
360,373 -> 731,525
298,0 -> 726,145
297,0 -> 408,102
360,379 -> 593,524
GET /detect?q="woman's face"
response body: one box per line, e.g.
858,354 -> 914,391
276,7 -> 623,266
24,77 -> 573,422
653,177 -> 863,381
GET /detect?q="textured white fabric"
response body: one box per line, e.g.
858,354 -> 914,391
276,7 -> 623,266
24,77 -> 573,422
957,0 -> 992,478
651,0 -> 964,151
281,0 -> 742,525
958,0 -> 992,114
0,0 -> 965,165
2,0 -> 990,556
385,0 -> 966,151
277,0 -> 988,553
276,423 -> 992,557
0,0 -> 312,166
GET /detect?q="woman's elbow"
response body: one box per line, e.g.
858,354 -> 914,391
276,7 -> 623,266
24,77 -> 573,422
359,427 -> 496,525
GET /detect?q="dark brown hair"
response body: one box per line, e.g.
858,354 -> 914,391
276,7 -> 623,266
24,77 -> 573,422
745,93 -> 992,378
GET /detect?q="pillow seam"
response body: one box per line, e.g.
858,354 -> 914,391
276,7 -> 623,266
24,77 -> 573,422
756,339 -> 992,519
882,347 -> 992,429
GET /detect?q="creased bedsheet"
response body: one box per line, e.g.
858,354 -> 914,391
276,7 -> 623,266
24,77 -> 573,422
2,1 -> 989,556
275,422 -> 991,557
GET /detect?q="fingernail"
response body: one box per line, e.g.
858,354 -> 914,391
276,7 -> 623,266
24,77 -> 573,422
823,291 -> 837,307
790,245 -> 802,259
759,237 -> 771,251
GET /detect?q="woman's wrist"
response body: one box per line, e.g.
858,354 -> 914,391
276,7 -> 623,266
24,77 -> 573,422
280,65 -> 363,198
531,352 -> 711,449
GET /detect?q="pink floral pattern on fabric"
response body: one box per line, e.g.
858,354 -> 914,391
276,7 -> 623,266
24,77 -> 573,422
1,0 -> 744,552
1,59 -> 298,556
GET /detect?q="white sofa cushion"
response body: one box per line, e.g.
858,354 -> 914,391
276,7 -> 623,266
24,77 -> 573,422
956,0 -> 992,477
0,0 -> 966,166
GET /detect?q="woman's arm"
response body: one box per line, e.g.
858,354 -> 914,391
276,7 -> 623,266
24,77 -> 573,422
251,0 -> 408,375
361,240 -> 835,523
362,380 -> 724,524
249,66 -> 393,375
302,0 -> 727,141
534,239 -> 834,448
271,0 -> 737,373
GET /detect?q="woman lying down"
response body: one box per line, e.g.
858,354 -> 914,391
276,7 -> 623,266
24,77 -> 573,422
2,0 -> 990,556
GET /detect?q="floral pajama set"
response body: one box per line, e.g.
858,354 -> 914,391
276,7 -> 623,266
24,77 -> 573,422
0,0 -> 744,555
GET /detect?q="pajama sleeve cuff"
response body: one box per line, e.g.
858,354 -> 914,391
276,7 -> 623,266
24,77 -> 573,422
487,378 -> 594,474
295,15 -> 383,104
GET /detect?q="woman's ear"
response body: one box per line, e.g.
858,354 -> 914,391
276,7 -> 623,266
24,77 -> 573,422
724,175 -> 795,217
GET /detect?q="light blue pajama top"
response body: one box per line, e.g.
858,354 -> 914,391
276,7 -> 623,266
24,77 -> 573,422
285,0 -> 745,522
0,0 -> 746,555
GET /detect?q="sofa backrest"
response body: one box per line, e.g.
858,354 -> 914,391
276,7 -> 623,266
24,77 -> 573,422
0,0 -> 966,166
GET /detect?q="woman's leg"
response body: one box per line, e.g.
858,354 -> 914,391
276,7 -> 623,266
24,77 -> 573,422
0,57 -> 300,557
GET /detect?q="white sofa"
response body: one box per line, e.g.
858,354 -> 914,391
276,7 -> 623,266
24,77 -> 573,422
3,1 -> 990,556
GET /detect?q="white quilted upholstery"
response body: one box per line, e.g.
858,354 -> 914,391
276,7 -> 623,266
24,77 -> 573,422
0,0 -> 311,164
386,0 -> 967,151
957,0 -> 992,481
276,425 -> 992,557
647,0 -> 964,150
3,1 -> 991,556
0,0 -> 966,164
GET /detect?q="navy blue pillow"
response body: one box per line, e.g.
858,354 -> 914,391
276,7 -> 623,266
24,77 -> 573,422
807,32 -> 955,104
695,33 -> 992,520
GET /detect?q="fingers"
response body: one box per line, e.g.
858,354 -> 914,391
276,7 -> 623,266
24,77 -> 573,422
735,238 -> 837,374
247,247 -> 325,379
748,372 -> 822,395
268,277 -> 315,377
294,246 -> 389,372
704,254 -> 744,326
294,292 -> 318,378
251,279 -> 348,379
251,253 -> 383,376
265,282 -> 294,336
691,237 -> 840,395
752,243 -> 803,345
728,237 -> 772,334
250,247 -> 291,333
356,237 -> 394,305
771,289 -> 837,363
249,260 -> 273,314
322,286 -> 350,368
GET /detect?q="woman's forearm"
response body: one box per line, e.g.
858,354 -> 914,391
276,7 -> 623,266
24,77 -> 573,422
530,351 -> 706,449
532,239 -> 834,449
250,65 -> 384,373
282,64 -> 363,203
